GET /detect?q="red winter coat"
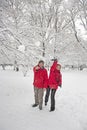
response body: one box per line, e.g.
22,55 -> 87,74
49,61 -> 62,89
33,65 -> 48,88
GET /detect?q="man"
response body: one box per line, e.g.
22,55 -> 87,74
33,60 -> 48,110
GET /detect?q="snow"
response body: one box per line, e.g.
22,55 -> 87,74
35,41 -> 41,47
0,70 -> 87,130
18,45 -> 25,53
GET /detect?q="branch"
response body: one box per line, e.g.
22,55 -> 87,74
0,49 -> 11,61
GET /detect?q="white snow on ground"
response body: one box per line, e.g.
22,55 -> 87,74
0,69 -> 87,130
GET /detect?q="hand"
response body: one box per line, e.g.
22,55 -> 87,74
43,88 -> 46,92
35,66 -> 40,70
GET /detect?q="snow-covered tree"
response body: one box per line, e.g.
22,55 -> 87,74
0,0 -> 87,72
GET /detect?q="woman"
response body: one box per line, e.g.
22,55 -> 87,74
45,59 -> 62,112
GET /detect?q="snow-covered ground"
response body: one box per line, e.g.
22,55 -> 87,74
0,69 -> 87,130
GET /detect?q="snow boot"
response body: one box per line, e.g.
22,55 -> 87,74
32,104 -> 38,107
50,107 -> 55,112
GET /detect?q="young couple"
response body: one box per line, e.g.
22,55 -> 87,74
32,59 -> 62,112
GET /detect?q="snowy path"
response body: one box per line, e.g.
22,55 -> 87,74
0,70 -> 87,130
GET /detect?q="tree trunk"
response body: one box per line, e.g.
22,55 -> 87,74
42,42 -> 45,57
2,64 -> 5,70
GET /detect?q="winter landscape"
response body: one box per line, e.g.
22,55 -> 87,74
0,0 -> 87,130
0,68 -> 87,130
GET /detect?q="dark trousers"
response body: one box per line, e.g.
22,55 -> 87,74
51,89 -> 56,110
45,87 -> 56,110
45,86 -> 50,103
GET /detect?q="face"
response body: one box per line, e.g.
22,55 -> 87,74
56,65 -> 61,70
39,62 -> 44,68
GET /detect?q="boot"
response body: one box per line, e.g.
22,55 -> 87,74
50,107 -> 55,112
32,104 -> 38,107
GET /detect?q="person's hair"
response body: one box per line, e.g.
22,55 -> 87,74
38,60 -> 44,64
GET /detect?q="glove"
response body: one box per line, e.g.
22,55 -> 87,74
51,58 -> 58,62
59,85 -> 62,88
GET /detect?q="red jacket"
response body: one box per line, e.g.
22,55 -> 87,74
49,61 -> 62,89
33,65 -> 48,88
